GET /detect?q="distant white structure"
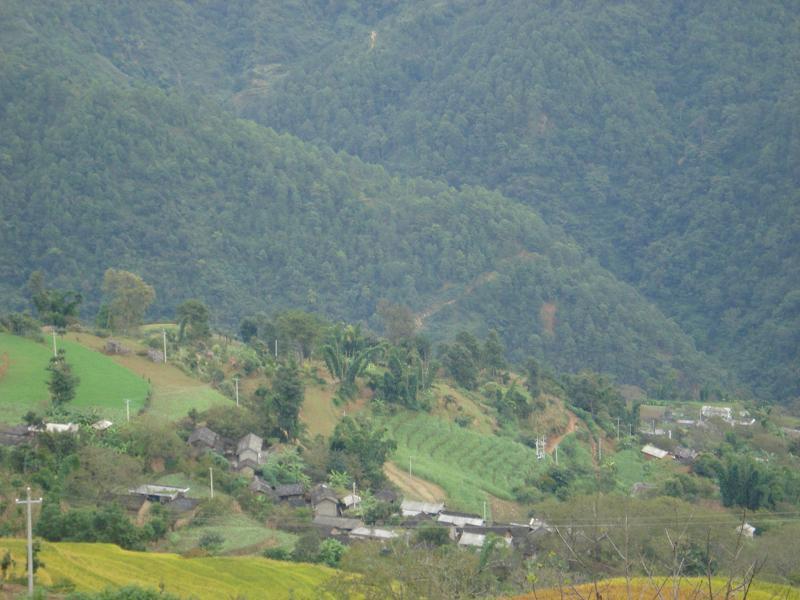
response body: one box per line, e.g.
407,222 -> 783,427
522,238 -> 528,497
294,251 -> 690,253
458,532 -> 486,548
702,406 -> 732,421
35,423 -> 79,434
349,527 -> 398,541
641,444 -> 669,459
736,522 -> 756,538
92,419 -> 113,431
437,511 -> 485,528
401,500 -> 445,517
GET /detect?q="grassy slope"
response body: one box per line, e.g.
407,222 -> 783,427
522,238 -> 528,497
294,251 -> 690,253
0,332 -> 149,422
162,513 -> 297,556
62,332 -> 233,420
0,539 -> 331,599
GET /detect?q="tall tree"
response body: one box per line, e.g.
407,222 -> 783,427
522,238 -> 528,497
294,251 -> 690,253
483,330 -> 507,376
47,349 -> 79,406
27,271 -> 82,327
100,269 -> 155,333
176,299 -> 210,341
272,359 -> 304,441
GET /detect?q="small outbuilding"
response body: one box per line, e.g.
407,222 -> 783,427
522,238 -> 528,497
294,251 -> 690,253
641,444 -> 669,459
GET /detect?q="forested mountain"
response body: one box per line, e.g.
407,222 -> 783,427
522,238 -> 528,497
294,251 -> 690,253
247,1 -> 800,401
2,0 -> 795,400
0,54 -> 725,392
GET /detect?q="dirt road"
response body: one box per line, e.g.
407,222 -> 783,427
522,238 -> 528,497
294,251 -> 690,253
546,411 -> 578,452
384,461 -> 446,503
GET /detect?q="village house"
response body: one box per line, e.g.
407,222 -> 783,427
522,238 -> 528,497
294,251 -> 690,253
672,446 -> 698,464
104,339 -> 130,355
187,426 -> 223,454
0,424 -> 31,446
400,500 -> 444,517
311,484 -> 341,517
235,433 -> 265,475
313,515 -> 363,536
641,444 -> 669,459
349,527 -> 399,542
129,484 -> 190,504
437,510 -> 485,528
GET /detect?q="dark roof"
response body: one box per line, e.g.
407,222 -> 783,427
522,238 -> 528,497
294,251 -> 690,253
249,477 -> 272,494
165,497 -> 201,514
375,489 -> 399,503
188,426 -> 219,447
462,524 -> 528,537
440,510 -> 482,518
0,425 -> 30,446
313,516 -> 364,531
274,483 -> 305,498
311,484 -> 339,505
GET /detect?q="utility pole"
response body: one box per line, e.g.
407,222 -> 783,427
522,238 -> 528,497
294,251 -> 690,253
617,417 -> 620,440
598,437 -> 602,462
209,467 -> 214,499
234,377 -> 239,407
274,339 -> 278,359
162,329 -> 168,363
483,501 -> 487,523
125,399 -> 130,423
51,329 -> 57,357
409,456 -> 412,479
15,487 -> 42,597
555,445 -> 559,465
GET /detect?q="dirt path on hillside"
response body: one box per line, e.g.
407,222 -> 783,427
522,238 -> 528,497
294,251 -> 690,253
384,462 -> 446,503
546,411 -> 577,452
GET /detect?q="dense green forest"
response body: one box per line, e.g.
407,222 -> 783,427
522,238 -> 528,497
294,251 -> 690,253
249,1 -> 800,402
0,0 -> 796,400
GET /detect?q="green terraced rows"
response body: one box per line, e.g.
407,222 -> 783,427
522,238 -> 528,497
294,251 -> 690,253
384,412 -> 552,514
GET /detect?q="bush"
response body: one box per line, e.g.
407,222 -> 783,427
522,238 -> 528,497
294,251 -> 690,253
414,524 -> 450,547
263,547 -> 291,561
318,538 -> 346,567
198,532 -> 225,554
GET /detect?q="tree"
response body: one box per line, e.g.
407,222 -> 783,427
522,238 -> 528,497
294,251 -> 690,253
176,299 -> 210,341
441,342 -> 478,390
483,330 -> 506,376
272,359 -> 304,441
525,357 -> 540,398
376,300 -> 416,343
329,416 -> 396,488
275,310 -> 323,360
100,269 -> 155,333
47,349 -> 79,406
27,271 -> 82,327
0,550 -> 14,586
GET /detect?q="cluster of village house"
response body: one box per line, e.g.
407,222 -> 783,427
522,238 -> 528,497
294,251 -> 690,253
0,421 -> 552,550
637,405 -> 758,465
183,425 -> 552,550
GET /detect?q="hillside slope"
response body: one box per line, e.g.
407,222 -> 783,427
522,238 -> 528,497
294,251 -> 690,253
0,56 -> 728,392
250,1 -> 800,401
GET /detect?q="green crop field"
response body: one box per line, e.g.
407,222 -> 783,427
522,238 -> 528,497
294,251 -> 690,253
0,333 -> 149,423
0,539 -> 332,599
163,513 -> 297,555
384,412 -> 557,514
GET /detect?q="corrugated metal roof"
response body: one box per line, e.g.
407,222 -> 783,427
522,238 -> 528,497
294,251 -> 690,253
641,444 -> 669,459
400,500 -> 444,516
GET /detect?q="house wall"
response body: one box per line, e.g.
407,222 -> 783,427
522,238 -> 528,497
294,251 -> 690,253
314,499 -> 340,517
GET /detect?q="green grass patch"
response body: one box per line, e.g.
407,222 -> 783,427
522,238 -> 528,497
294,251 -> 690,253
0,332 -> 149,423
164,513 -> 297,555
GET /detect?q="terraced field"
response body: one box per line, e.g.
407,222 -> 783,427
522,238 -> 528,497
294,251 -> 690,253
0,539 -> 332,599
383,412 -> 552,514
510,577 -> 800,599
